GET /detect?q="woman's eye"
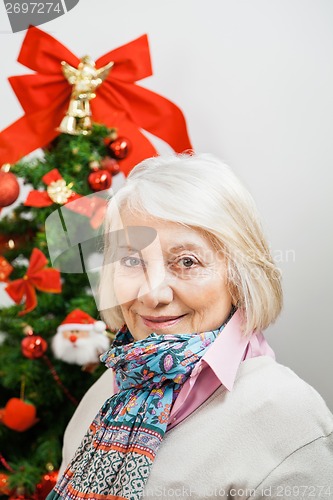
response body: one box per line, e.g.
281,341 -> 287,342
177,256 -> 198,268
121,256 -> 143,268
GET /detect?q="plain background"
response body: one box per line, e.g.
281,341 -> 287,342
0,0 -> 332,411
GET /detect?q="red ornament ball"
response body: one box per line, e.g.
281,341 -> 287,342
0,170 -> 20,208
107,137 -> 130,160
100,156 -> 121,175
34,471 -> 59,499
2,398 -> 37,432
88,170 -> 112,191
21,335 -> 48,359
0,473 -> 10,495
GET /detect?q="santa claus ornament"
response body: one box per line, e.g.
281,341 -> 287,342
51,309 -> 110,367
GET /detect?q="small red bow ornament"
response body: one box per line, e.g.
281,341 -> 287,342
24,168 -> 81,207
5,248 -> 61,315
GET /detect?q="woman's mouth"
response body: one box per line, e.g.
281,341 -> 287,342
140,314 -> 186,329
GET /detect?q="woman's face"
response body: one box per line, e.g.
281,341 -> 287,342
113,209 -> 233,340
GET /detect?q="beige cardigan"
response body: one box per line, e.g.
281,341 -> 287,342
60,356 -> 333,499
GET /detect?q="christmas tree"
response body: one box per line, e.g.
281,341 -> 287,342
0,27 -> 191,498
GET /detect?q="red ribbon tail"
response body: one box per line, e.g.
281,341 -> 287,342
96,81 -> 192,153
90,111 -> 158,176
24,191 -> 53,208
5,279 -> 25,304
131,86 -> 193,152
0,92 -> 68,165
0,113 -> 57,165
18,283 -> 38,316
4,279 -> 37,315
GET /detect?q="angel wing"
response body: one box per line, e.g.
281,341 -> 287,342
96,61 -> 114,83
61,61 -> 79,85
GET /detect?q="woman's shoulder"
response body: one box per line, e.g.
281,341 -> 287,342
68,367 -> 114,425
70,367 -> 115,424
79,367 -> 115,406
148,358 -> 332,493
232,355 -> 333,438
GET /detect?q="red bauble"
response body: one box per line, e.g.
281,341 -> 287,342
100,156 -> 121,175
21,335 -> 48,359
2,398 -> 38,432
107,137 -> 130,160
88,170 -> 112,191
0,171 -> 20,208
0,472 -> 10,495
34,471 -> 59,499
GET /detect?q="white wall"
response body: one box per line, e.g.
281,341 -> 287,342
0,0 -> 332,410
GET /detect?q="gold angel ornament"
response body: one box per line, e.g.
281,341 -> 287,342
58,56 -> 114,135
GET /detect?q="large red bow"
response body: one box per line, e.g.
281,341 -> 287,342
0,26 -> 192,175
5,248 -> 62,315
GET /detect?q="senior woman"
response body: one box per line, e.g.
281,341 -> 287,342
48,153 -> 333,500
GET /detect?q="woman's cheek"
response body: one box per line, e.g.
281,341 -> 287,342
113,272 -> 143,305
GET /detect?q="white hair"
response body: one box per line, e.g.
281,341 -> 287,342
99,153 -> 283,336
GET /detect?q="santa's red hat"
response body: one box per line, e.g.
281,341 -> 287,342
57,309 -> 106,334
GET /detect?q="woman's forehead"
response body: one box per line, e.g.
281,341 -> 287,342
113,209 -> 214,252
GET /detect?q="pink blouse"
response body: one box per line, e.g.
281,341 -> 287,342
166,310 -> 275,431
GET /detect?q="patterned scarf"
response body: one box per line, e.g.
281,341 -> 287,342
47,313 -> 234,500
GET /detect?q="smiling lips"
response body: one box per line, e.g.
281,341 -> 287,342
140,314 -> 185,329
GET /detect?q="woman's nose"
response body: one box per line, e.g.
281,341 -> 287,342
137,262 -> 174,307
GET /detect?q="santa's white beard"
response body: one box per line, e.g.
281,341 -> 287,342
52,332 -> 110,366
